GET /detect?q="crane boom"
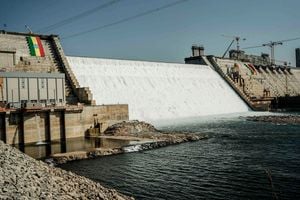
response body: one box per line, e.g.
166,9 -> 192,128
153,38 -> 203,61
222,39 -> 235,58
221,34 -> 246,58
242,36 -> 300,65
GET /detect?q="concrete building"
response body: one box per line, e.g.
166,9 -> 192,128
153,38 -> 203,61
184,46 -> 208,65
0,31 -> 129,148
0,72 -> 65,108
0,30 -> 93,105
228,50 -> 271,66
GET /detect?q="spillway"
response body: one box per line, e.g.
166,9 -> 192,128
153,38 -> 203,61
67,56 -> 249,121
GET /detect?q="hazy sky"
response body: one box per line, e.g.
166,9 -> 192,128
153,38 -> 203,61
1,0 -> 300,65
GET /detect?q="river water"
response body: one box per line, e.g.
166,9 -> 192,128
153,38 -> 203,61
60,114 -> 300,200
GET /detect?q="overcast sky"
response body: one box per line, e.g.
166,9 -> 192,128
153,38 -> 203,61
1,0 -> 300,65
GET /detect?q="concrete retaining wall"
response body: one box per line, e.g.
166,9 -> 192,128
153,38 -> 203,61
0,104 -> 128,145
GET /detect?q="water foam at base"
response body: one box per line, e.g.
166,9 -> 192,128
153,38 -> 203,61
67,56 -> 249,121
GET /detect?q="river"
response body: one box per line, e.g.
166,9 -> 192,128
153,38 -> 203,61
60,114 -> 300,200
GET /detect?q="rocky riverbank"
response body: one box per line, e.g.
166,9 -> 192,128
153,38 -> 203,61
245,115 -> 300,125
52,120 -> 207,164
0,140 -> 133,200
104,120 -> 205,141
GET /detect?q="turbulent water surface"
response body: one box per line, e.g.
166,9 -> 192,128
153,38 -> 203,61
60,115 -> 300,200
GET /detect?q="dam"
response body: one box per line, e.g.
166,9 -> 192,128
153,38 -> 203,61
1,30 -> 300,148
67,56 -> 249,121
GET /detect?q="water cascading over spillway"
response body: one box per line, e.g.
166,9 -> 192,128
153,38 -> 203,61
67,56 -> 249,121
35,114 -> 46,145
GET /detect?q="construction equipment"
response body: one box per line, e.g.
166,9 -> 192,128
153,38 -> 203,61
243,37 -> 300,65
222,35 -> 246,58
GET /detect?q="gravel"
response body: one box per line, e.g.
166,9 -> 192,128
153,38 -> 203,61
0,141 -> 133,200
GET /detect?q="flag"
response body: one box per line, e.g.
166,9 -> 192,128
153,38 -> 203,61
27,36 -> 45,57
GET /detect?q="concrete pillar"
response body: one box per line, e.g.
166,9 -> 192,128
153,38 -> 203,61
18,112 -> 24,152
45,111 -> 51,155
60,111 -> 66,153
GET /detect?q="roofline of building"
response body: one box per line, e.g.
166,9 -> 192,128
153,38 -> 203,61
0,72 -> 65,78
0,30 -> 58,39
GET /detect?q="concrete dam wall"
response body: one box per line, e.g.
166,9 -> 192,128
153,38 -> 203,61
0,31 -> 129,145
67,56 -> 249,121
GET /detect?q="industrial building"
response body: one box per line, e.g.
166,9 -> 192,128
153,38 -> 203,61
0,72 -> 65,108
0,31 -> 128,150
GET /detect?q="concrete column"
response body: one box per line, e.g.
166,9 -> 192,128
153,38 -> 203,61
60,111 -> 66,153
18,112 -> 24,152
45,111 -> 51,156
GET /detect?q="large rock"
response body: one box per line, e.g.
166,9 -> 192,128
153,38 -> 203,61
0,141 -> 133,200
104,120 -> 207,142
104,120 -> 158,136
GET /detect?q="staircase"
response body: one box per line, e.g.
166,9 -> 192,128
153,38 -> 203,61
48,36 -> 94,105
207,56 -> 272,111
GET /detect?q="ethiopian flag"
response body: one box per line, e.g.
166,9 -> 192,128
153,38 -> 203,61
27,36 -> 45,57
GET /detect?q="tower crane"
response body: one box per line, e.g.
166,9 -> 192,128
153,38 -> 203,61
243,37 -> 300,65
221,35 -> 246,58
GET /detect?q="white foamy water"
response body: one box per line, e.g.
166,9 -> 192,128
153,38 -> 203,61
67,56 -> 249,121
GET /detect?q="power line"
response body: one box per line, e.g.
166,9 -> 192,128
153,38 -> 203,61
62,0 -> 189,40
243,37 -> 300,49
243,37 -> 300,65
37,0 -> 122,33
